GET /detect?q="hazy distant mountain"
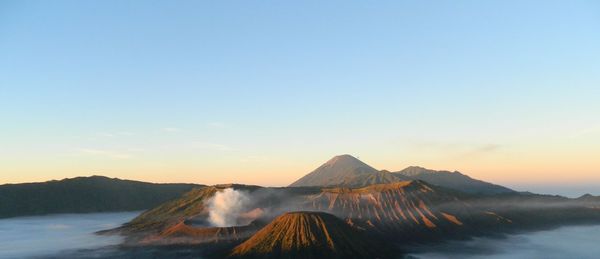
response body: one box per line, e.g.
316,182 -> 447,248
394,166 -> 514,194
289,154 -> 385,187
0,176 -> 201,218
577,194 -> 598,201
576,194 -> 600,206
229,211 -> 392,259
289,155 -> 513,194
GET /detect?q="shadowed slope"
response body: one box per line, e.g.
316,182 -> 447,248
0,176 -> 200,218
229,211 -> 392,259
394,166 -> 514,194
339,170 -> 409,188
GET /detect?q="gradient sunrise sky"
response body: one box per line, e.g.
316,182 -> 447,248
1,1 -> 599,196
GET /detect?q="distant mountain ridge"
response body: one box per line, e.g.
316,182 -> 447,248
0,176 -> 201,218
394,166 -> 514,194
290,155 -> 513,194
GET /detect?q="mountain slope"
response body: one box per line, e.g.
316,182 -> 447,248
0,176 -> 200,218
289,155 -> 382,187
289,155 -> 513,194
394,166 -> 514,194
229,211 -> 392,259
304,180 -> 495,239
114,180 -> 600,248
139,220 -> 262,245
120,184 -> 263,234
121,186 -> 219,234
339,170 -> 409,188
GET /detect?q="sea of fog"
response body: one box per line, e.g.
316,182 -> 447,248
2,212 -> 600,259
0,211 -> 140,259
407,224 -> 600,259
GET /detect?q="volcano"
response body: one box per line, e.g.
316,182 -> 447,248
229,211 -> 392,259
106,154 -> 600,257
303,180 -> 494,241
289,154 -> 404,188
289,155 -> 513,194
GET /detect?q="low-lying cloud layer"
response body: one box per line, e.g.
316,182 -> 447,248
408,224 -> 600,258
0,212 -> 139,258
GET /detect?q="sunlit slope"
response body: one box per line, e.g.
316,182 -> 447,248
122,184 -> 263,233
303,180 -> 513,241
138,220 -> 261,245
229,211 -> 392,259
122,186 -> 219,233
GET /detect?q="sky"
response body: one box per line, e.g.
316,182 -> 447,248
1,1 -> 599,196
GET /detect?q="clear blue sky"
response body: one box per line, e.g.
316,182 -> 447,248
1,1 -> 599,196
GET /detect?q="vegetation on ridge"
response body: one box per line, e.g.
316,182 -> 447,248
0,176 -> 200,218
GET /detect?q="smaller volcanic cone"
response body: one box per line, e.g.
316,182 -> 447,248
229,211 -> 393,259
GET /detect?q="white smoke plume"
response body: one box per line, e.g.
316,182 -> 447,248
207,188 -> 250,227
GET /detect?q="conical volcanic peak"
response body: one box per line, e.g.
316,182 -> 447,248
324,154 -> 370,166
229,211 -> 392,259
289,155 -> 379,187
